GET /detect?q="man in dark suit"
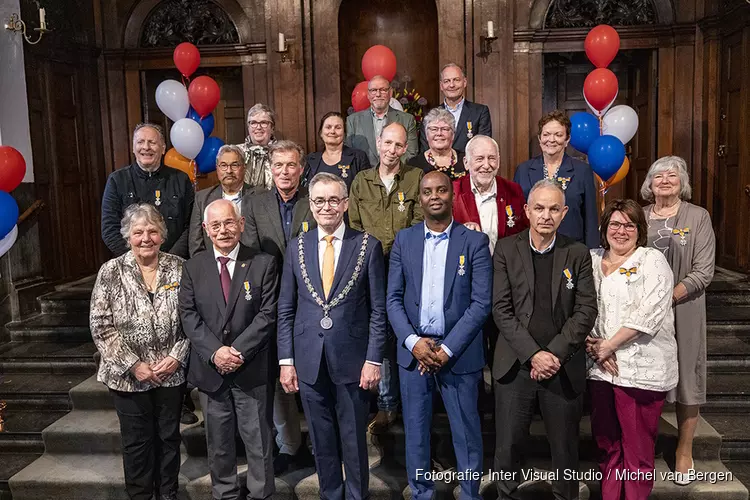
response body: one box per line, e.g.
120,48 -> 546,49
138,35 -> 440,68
189,144 -> 256,257
387,171 -> 492,500
419,64 -> 492,154
492,178 -> 598,500
243,140 -> 316,474
277,172 -> 386,500
179,199 -> 279,500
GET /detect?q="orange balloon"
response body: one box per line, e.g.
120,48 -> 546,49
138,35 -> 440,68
608,157 -> 630,186
164,148 -> 195,182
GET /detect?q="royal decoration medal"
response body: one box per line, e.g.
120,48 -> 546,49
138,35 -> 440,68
619,266 -> 638,284
557,177 -> 571,190
467,121 -> 473,139
244,281 -> 252,301
339,164 -> 350,178
506,205 -> 516,228
154,189 -> 162,206
397,192 -> 406,212
302,221 -> 309,233
563,268 -> 574,289
458,255 -> 466,276
672,227 -> 690,246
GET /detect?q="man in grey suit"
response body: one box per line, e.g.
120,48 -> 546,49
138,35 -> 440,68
244,140 -> 316,475
190,144 -> 256,257
346,75 -> 418,166
179,199 -> 279,500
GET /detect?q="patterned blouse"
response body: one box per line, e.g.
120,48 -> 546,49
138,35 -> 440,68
587,246 -> 679,392
238,137 -> 274,190
90,251 -> 189,392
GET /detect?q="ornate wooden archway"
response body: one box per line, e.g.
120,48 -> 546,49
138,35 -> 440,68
527,0 -> 675,30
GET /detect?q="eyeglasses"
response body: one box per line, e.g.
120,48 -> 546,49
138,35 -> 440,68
426,126 -> 452,134
217,162 -> 242,171
368,87 -> 390,95
311,197 -> 347,209
207,220 -> 238,232
249,120 -> 273,129
608,221 -> 638,232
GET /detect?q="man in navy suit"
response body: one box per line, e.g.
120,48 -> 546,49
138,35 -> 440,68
387,171 -> 492,500
419,63 -> 492,154
277,172 -> 386,500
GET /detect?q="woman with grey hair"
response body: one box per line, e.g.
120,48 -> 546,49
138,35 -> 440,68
641,155 -> 715,485
90,203 -> 189,500
238,103 -> 277,190
407,107 -> 466,180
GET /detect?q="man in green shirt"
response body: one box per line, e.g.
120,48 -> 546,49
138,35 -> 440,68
349,122 -> 423,433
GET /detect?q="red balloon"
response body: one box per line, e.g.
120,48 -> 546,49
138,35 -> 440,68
351,81 -> 370,112
585,25 -> 620,68
583,68 -> 618,112
188,76 -> 220,118
361,45 -> 397,82
173,42 -> 200,78
0,146 -> 26,192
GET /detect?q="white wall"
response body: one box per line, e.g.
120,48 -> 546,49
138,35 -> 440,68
0,0 -> 34,182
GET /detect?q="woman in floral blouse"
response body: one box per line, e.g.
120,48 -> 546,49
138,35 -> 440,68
238,103 -> 276,190
90,203 -> 188,500
585,199 -> 678,500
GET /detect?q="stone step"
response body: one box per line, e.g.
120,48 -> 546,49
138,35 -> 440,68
38,290 -> 91,315
6,314 -> 91,343
705,373 -> 750,413
0,411 -> 68,454
0,453 -> 42,500
707,277 -> 750,307
0,341 -> 97,374
704,414 -> 750,462
53,275 -> 96,293
708,307 -> 750,325
0,373 -> 90,411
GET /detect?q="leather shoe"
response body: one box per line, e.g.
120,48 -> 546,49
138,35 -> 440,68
274,452 -> 294,475
180,405 -> 198,425
368,410 -> 397,434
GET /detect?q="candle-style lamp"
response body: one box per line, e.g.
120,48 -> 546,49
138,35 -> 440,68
477,20 -> 498,63
275,32 -> 293,63
4,6 -> 51,45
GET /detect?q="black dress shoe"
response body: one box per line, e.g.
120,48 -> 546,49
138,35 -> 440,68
273,452 -> 293,475
180,404 -> 198,425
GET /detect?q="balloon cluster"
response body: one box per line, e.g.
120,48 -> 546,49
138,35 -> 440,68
0,146 -> 26,258
570,25 -> 638,196
351,45 -> 398,112
156,42 -> 225,181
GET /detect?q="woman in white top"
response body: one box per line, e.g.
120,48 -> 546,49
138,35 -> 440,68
586,199 -> 678,500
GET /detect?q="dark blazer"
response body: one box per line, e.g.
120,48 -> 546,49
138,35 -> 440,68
387,223 -> 492,374
179,244 -> 279,394
492,229 -> 597,394
277,227 -> 386,386
244,187 -> 317,262
513,154 -> 599,249
303,145 -> 371,190
189,183 -> 256,257
419,100 -> 492,153
452,175 -> 529,239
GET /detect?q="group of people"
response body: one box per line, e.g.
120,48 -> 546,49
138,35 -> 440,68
91,63 -> 716,500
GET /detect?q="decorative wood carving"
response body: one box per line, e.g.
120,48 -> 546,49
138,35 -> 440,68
545,0 -> 657,28
139,0 -> 239,47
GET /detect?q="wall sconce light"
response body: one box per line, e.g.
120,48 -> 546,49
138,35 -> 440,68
5,8 -> 50,45
477,21 -> 497,63
275,32 -> 294,63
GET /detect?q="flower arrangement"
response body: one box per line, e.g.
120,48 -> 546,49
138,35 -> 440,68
393,87 -> 428,126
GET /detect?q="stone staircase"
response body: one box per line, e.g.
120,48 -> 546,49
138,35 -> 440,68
2,270 -> 750,499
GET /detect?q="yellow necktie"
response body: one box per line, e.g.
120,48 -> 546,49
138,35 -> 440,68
322,235 -> 335,298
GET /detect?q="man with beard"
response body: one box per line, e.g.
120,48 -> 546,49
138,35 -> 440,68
387,171 -> 491,500
101,123 -> 194,258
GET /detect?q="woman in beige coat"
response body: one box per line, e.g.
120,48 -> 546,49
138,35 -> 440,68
641,156 -> 716,485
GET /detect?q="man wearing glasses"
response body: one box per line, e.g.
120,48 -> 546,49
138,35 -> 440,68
189,144 -> 255,257
238,103 -> 277,190
346,75 -> 418,166
420,63 -> 492,154
277,172 -> 386,500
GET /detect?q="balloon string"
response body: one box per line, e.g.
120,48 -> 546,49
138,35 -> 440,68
598,177 -> 608,213
598,116 -> 604,136
191,160 -> 198,191
182,75 -> 190,88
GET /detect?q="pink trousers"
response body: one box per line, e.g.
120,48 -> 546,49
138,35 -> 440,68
588,380 -> 666,500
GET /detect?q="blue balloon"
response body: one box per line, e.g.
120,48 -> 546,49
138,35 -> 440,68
195,136 -> 225,174
588,135 -> 626,182
569,112 -> 600,154
187,107 -> 215,137
0,191 -> 19,239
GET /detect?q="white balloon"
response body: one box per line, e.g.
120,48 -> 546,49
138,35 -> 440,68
155,80 -> 190,122
170,118 -> 205,160
602,105 -> 639,145
0,225 -> 18,258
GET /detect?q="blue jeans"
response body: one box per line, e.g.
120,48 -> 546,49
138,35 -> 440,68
377,333 -> 400,412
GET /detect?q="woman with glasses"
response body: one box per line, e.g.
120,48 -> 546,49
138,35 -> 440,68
586,199 -> 678,500
407,107 -> 466,180
304,111 -> 370,190
641,156 -> 715,485
238,103 -> 277,190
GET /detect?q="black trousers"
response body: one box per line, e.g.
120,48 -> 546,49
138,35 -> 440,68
494,364 -> 583,500
111,385 -> 183,500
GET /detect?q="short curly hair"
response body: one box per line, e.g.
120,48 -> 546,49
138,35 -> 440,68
537,110 -> 571,139
120,203 -> 167,243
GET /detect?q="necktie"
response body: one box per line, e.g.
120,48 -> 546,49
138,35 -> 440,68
217,256 -> 231,303
322,235 -> 335,298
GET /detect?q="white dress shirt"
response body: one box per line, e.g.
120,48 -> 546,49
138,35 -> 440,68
471,177 -> 498,252
213,243 -> 240,277
444,97 -> 465,126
